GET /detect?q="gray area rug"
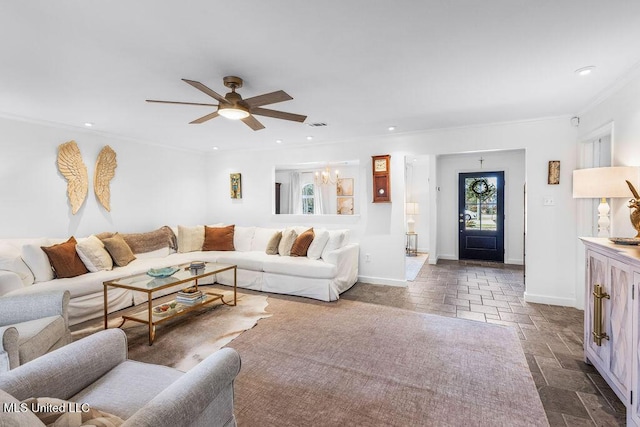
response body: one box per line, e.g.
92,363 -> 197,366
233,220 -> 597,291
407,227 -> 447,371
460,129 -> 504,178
71,287 -> 270,371
228,296 -> 548,427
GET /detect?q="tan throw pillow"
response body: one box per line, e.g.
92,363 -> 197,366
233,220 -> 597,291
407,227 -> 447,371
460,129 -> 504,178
203,225 -> 235,251
291,228 -> 315,257
102,233 -> 136,267
278,228 -> 298,256
265,231 -> 282,255
177,225 -> 205,253
41,237 -> 89,279
21,397 -> 124,426
76,235 -> 113,272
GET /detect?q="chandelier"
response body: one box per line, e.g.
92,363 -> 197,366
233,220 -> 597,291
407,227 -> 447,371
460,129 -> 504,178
314,166 -> 339,185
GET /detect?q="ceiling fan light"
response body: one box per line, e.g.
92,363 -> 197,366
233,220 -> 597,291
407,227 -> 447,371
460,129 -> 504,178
218,105 -> 250,120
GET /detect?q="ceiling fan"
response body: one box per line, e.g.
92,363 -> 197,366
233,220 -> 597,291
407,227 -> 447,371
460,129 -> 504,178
146,76 -> 307,131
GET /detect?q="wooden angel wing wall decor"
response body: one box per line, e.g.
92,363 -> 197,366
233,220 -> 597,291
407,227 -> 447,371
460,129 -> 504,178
56,142 -> 117,214
94,145 -> 117,211
57,141 -> 89,214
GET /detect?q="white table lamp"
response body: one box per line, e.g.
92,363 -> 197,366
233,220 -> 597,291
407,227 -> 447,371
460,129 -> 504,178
572,166 -> 640,237
406,202 -> 419,233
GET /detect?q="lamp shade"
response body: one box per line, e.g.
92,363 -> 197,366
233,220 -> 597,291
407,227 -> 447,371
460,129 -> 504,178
572,166 -> 640,199
406,202 -> 419,215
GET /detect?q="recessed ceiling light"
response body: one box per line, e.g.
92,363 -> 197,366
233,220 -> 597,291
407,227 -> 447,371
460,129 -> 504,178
388,126 -> 396,131
212,146 -> 219,150
306,136 -> 313,141
575,66 -> 595,76
84,122 -> 94,127
276,139 -> 283,144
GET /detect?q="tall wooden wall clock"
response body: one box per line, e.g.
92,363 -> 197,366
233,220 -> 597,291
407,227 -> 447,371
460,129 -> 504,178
372,154 -> 391,203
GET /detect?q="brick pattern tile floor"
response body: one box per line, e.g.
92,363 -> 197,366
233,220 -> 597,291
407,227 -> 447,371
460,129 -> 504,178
341,259 -> 626,426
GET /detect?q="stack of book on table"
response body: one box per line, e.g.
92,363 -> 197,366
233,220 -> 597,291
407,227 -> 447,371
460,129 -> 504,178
176,287 -> 205,305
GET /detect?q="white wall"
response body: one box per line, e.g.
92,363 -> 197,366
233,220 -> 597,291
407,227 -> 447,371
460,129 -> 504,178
206,117 -> 579,305
0,116 -> 208,238
573,70 -> 640,309
436,150 -> 525,265
405,157 -> 431,253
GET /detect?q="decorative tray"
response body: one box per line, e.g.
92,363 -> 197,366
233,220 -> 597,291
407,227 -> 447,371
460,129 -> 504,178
609,237 -> 640,246
152,301 -> 181,317
147,266 -> 180,278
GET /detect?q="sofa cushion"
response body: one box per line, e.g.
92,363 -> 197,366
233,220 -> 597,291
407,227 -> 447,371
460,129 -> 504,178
71,360 -> 183,420
0,243 -> 35,285
216,251 -> 273,272
203,225 -> 235,251
102,234 -> 136,267
121,226 -> 177,254
21,397 -> 124,426
263,256 -> 336,279
233,226 -> 255,252
251,228 -> 282,252
290,228 -> 314,257
41,237 -> 89,279
76,235 -> 113,272
321,229 -> 350,260
15,315 -> 66,365
177,225 -> 204,253
134,246 -> 171,260
265,231 -> 282,255
278,229 -> 297,257
307,229 -> 329,260
22,239 -> 62,283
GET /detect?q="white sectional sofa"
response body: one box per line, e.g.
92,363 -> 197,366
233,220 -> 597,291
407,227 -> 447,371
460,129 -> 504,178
0,226 -> 359,326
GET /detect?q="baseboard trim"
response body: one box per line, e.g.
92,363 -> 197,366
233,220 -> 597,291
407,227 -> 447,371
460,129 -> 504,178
506,258 -> 524,265
437,255 -> 457,261
357,276 -> 407,287
523,292 -> 576,307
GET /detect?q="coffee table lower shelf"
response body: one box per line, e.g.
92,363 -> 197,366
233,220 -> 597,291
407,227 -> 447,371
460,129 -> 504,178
103,262 -> 237,345
121,291 -> 229,344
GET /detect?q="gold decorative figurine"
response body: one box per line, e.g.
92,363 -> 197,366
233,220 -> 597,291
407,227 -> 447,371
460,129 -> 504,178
626,180 -> 640,238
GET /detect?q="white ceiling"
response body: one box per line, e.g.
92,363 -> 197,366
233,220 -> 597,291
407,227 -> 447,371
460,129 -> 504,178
2,1 -> 640,152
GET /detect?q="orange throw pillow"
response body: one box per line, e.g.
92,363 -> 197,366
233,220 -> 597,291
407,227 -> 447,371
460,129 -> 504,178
203,225 -> 235,251
41,237 -> 89,278
291,228 -> 315,257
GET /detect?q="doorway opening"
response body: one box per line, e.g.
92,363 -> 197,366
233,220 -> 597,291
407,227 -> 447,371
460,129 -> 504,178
458,171 -> 505,262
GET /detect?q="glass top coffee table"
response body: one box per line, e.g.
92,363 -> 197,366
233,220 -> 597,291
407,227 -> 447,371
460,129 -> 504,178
103,262 -> 237,345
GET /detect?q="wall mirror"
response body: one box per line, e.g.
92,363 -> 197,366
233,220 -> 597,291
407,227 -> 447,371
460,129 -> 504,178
274,160 -> 360,215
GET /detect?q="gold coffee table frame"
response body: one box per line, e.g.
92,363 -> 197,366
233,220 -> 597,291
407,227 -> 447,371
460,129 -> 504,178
103,262 -> 237,345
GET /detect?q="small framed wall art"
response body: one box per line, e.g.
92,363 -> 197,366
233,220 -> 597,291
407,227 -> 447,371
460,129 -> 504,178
230,173 -> 242,199
337,197 -> 354,215
548,161 -> 560,185
337,178 -> 354,196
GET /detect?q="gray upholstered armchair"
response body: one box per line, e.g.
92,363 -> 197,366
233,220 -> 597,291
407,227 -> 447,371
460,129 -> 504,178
0,329 -> 241,427
0,290 -> 72,372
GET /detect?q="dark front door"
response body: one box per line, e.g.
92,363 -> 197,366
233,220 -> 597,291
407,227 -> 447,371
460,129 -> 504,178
458,171 -> 505,262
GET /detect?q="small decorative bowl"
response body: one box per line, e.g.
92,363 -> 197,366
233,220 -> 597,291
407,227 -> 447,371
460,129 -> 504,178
147,267 -> 180,278
152,301 -> 179,317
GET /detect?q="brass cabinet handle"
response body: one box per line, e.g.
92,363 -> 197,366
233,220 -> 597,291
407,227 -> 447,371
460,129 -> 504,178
592,284 -> 610,346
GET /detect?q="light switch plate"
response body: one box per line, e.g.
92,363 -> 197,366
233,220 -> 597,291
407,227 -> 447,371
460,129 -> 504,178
543,196 -> 555,206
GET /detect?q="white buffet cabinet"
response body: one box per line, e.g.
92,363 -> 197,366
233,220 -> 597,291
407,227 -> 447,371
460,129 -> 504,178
581,237 -> 640,425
